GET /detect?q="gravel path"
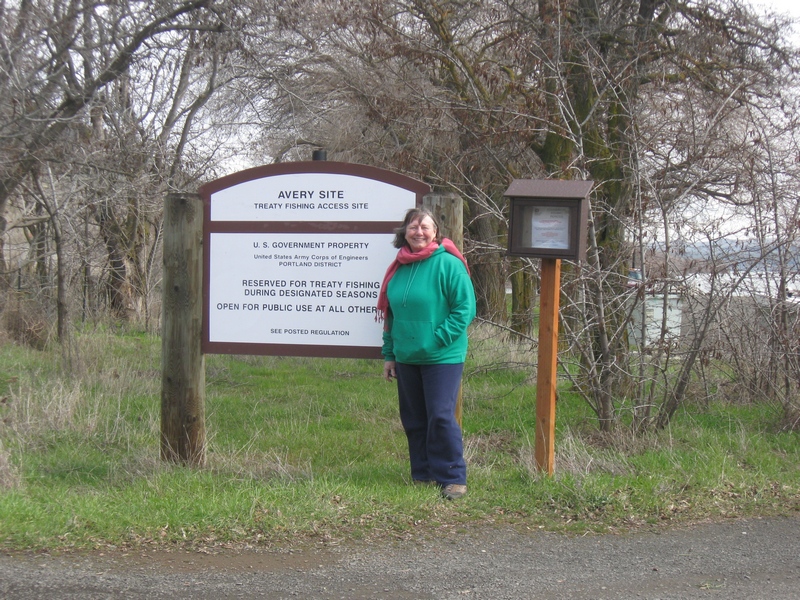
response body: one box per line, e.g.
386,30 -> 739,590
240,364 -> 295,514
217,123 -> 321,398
2,515 -> 799,599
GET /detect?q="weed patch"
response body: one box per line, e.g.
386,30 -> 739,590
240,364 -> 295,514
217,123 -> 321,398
0,328 -> 799,551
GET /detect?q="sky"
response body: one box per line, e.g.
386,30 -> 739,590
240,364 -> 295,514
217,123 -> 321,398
748,0 -> 800,43
752,0 -> 800,20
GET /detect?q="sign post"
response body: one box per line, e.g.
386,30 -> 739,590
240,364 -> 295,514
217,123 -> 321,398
505,179 -> 592,474
161,193 -> 206,465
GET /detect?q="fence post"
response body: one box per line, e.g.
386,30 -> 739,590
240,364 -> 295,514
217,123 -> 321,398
424,192 -> 463,249
423,193 -> 465,425
161,193 -> 205,465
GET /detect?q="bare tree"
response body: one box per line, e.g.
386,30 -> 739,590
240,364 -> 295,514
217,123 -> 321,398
81,23 -> 229,322
244,0 -> 548,323
677,87 -> 800,431
508,0 -> 800,430
4,0 -> 799,435
256,0 -> 800,431
0,0 -> 231,330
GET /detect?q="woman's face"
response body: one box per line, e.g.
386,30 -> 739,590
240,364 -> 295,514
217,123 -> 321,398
405,215 -> 437,252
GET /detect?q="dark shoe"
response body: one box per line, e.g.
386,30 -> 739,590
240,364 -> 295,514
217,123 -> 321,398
441,484 -> 467,500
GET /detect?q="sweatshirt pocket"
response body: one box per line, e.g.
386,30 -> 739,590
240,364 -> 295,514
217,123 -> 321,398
392,320 -> 437,362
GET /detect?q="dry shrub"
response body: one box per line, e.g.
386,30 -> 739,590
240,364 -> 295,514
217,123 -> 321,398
0,440 -> 20,490
466,322 -> 537,375
518,428 -> 639,479
208,447 -> 311,482
9,380 -> 90,436
0,318 -> 11,346
2,292 -> 51,350
463,432 -> 516,470
778,405 -> 800,432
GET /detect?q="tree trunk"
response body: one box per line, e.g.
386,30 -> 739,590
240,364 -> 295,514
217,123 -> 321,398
466,199 -> 506,322
510,258 -> 535,338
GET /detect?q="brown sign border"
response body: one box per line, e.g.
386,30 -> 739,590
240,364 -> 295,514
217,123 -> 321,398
199,161 -> 429,358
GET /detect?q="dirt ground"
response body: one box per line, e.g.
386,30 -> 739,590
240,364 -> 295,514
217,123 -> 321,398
1,515 -> 799,599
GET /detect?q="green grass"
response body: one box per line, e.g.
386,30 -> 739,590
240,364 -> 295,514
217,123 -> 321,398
0,325 -> 798,551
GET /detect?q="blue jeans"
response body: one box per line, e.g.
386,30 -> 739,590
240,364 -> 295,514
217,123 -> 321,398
396,362 -> 466,486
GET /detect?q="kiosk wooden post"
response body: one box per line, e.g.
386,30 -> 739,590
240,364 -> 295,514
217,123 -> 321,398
535,258 -> 560,474
504,178 -> 592,476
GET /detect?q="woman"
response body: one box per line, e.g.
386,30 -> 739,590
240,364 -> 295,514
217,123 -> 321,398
377,207 -> 476,499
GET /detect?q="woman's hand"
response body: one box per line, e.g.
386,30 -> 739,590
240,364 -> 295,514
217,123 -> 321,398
383,361 -> 397,382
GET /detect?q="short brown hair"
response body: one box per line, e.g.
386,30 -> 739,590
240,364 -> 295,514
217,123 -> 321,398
392,207 -> 442,249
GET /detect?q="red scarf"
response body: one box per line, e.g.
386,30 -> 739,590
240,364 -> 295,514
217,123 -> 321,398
376,238 -> 469,323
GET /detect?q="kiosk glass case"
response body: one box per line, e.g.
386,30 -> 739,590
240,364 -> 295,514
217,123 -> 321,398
505,180 -> 592,261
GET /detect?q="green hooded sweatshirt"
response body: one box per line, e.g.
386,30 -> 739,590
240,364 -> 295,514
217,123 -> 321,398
381,245 -> 476,365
